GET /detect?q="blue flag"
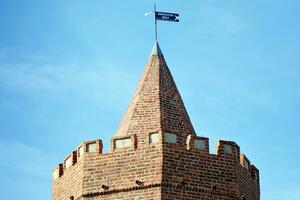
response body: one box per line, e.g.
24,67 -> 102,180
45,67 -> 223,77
155,11 -> 179,22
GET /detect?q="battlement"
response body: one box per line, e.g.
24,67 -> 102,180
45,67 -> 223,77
53,132 -> 259,183
53,132 -> 259,199
52,139 -> 103,180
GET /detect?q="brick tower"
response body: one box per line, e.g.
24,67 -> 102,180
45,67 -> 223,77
52,42 -> 260,200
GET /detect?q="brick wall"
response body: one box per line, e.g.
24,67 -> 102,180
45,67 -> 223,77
84,187 -> 161,200
52,155 -> 83,200
53,137 -> 164,200
81,144 -> 163,195
161,139 -> 259,200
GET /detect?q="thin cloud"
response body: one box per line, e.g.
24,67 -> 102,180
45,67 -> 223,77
0,51 -> 136,111
0,140 -> 57,178
0,140 -> 55,199
192,5 -> 248,35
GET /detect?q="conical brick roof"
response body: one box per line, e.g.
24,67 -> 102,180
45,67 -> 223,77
116,42 -> 195,145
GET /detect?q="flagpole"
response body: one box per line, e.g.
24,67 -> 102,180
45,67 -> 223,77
154,4 -> 157,42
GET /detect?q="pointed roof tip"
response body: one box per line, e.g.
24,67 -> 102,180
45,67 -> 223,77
151,41 -> 163,56
116,41 -> 196,142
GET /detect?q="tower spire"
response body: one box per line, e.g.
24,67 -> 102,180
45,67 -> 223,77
151,41 -> 162,56
116,42 -> 195,145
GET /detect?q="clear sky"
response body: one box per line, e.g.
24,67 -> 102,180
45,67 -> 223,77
0,1 -> 299,199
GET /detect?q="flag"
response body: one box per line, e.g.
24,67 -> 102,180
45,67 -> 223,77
155,11 -> 179,22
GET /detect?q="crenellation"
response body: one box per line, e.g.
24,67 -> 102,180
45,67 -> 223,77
110,134 -> 138,152
240,153 -> 251,171
53,139 -> 104,182
79,139 -> 103,156
53,154 -> 84,200
52,164 -> 63,180
217,140 -> 240,158
250,165 -> 260,183
64,151 -> 77,171
80,142 -> 163,195
186,134 -> 209,153
53,135 -> 259,199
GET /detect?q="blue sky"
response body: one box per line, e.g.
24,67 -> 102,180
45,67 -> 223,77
0,1 -> 299,199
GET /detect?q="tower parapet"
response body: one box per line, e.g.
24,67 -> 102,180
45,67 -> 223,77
53,135 -> 259,199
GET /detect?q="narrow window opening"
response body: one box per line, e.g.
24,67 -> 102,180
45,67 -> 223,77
86,143 -> 96,153
164,132 -> 177,143
149,132 -> 159,143
114,137 -> 132,149
223,144 -> 233,154
194,139 -> 206,150
65,156 -> 72,169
